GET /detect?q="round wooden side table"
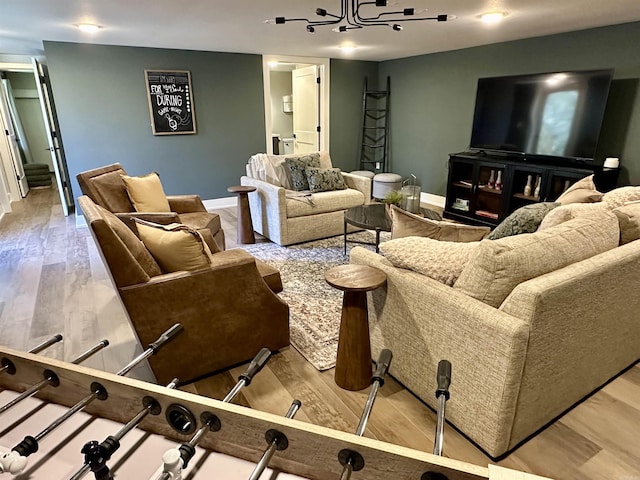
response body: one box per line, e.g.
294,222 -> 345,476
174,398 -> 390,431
325,264 -> 387,391
227,185 -> 256,244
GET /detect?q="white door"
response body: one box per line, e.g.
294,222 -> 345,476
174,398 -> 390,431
0,86 -> 29,201
292,65 -> 320,153
32,58 -> 71,216
0,81 -> 29,198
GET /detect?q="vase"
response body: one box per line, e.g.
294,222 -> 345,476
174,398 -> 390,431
524,175 -> 533,197
488,170 -> 496,189
495,171 -> 503,191
533,176 -> 541,199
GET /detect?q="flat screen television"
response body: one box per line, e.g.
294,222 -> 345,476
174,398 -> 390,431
469,69 -> 614,164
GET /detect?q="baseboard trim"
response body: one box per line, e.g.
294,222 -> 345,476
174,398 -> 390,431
203,196 -> 236,210
421,192 -> 446,209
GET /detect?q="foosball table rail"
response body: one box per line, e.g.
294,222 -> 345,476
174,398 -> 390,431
0,347 -> 549,480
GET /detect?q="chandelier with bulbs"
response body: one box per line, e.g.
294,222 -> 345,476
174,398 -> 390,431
268,0 -> 448,32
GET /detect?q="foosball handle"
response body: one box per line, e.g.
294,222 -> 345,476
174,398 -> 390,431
435,360 -> 451,400
238,348 -> 272,386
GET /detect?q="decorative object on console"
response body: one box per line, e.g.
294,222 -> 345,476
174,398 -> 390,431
267,0 -> 448,33
495,170 -> 503,191
533,175 -> 541,200
488,169 -> 496,189
524,175 -> 533,197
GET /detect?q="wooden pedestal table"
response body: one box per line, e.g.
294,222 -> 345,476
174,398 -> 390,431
227,185 -> 256,244
325,264 -> 387,391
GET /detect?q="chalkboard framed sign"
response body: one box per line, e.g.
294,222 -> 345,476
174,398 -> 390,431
144,70 -> 196,135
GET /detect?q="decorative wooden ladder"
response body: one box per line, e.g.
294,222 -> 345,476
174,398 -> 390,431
359,76 -> 390,173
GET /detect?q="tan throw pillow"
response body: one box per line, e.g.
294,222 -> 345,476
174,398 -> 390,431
453,214 -> 619,308
121,172 -> 171,212
380,237 -> 480,286
135,219 -> 212,272
612,202 -> 640,244
555,175 -> 603,205
538,202 -> 612,230
602,186 -> 640,209
390,205 -> 489,242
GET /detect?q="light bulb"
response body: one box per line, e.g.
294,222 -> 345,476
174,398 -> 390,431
76,23 -> 101,33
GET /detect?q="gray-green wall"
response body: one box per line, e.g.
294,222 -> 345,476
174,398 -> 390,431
43,43 -> 375,203
330,59 -> 379,171
44,42 -> 268,201
380,21 -> 640,195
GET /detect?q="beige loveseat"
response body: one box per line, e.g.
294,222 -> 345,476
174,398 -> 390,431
350,202 -> 640,458
240,151 -> 371,245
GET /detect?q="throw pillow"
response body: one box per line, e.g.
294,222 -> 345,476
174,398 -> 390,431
487,202 -> 559,240
305,167 -> 347,193
284,153 -> 321,191
121,172 -> 171,212
538,202 -> 612,230
134,219 -> 212,272
453,213 -> 620,308
602,186 -> 640,209
612,202 -> 640,244
390,205 -> 490,241
555,175 -> 603,204
379,237 -> 481,286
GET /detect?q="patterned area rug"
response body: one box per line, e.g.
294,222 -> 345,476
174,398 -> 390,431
243,231 -> 389,371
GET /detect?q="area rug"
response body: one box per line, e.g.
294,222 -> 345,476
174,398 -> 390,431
243,231 -> 389,371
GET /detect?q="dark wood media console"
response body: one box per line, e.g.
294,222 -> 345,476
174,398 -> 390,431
444,152 -> 619,227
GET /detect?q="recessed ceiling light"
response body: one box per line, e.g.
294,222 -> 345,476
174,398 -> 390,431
339,43 -> 356,53
479,12 -> 507,24
268,61 -> 279,68
76,23 -> 102,33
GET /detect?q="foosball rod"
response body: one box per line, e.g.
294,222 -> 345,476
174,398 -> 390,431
247,399 -> 302,480
67,378 -> 180,480
155,347 -> 273,480
421,360 -> 452,480
0,334 -> 63,375
0,340 -> 110,416
7,324 -> 184,468
339,349 -> 393,480
433,360 -> 451,457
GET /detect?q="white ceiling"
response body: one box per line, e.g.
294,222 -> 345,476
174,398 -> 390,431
2,0 -> 640,62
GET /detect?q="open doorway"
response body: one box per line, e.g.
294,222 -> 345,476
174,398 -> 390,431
0,59 -> 72,216
262,55 -> 330,155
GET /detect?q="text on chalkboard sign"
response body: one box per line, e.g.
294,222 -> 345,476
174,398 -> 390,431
145,70 -> 196,135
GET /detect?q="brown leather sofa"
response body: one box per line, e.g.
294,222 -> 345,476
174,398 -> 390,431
79,195 -> 289,385
77,163 -> 226,252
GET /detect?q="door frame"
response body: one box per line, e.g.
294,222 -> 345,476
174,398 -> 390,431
262,55 -> 329,155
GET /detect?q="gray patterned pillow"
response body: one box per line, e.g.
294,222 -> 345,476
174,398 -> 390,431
284,153 -> 321,191
487,202 -> 559,240
305,167 -> 347,193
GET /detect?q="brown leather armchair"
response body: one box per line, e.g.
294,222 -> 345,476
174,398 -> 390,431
78,195 -> 289,385
77,163 -> 225,252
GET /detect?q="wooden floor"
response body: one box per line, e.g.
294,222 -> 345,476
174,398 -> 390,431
1,187 -> 639,480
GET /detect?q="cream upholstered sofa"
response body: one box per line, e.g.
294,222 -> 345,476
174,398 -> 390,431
240,151 -> 372,246
350,196 -> 640,458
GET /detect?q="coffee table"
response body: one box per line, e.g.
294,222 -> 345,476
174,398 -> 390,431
343,204 -> 391,254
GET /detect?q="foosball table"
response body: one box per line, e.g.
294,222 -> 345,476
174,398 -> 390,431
0,344 -> 551,480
